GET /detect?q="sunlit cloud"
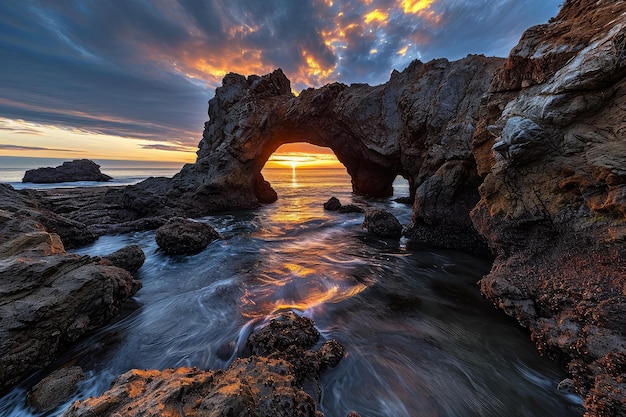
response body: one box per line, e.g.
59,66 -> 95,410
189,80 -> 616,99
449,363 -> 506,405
0,1 -> 561,162
0,144 -> 80,152
364,9 -> 388,25
401,0 -> 436,15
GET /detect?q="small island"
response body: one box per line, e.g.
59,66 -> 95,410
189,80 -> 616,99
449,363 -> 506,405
22,159 -> 112,183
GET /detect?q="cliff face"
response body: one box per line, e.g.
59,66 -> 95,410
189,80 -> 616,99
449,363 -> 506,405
470,0 -> 626,414
157,55 -> 502,254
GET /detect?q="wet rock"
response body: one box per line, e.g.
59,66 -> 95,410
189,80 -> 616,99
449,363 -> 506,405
102,245 -> 146,274
61,312 -> 345,417
248,312 -> 321,354
23,159 -> 112,183
362,209 -> 403,238
254,171 -> 278,203
155,217 -> 220,255
0,185 -> 142,393
338,204 -> 364,213
470,0 -> 626,414
27,366 -> 85,413
323,197 -> 342,211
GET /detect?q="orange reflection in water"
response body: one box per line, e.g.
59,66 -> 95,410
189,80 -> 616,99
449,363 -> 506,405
240,233 -> 370,318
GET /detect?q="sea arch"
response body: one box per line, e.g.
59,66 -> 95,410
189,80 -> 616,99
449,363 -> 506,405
177,69 -> 412,207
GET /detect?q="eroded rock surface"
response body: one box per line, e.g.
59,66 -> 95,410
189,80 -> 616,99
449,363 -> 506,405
23,159 -> 112,183
155,217 -> 220,255
470,0 -> 626,414
362,208 -> 403,238
62,312 -> 345,417
0,184 -> 142,394
127,55 -> 502,253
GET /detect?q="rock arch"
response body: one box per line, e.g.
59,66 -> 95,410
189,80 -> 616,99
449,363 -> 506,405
131,55 -> 501,252
169,56 -> 501,217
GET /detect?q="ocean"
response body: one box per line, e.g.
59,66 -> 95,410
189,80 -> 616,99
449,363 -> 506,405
0,165 -> 582,416
0,157 -> 184,189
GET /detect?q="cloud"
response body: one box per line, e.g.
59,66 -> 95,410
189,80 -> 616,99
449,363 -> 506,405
0,144 -> 81,152
141,143 -> 197,152
0,0 -> 561,151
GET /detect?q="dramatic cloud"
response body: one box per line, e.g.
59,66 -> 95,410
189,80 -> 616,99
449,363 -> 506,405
0,0 -> 561,151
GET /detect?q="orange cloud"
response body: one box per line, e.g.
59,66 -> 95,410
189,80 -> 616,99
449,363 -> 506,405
401,0 -> 436,14
364,9 -> 388,25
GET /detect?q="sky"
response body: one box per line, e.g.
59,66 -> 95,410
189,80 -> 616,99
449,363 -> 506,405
0,0 -> 561,167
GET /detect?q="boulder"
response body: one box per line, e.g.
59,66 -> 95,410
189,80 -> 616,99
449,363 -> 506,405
155,217 -> 220,255
61,312 -> 345,417
323,197 -> 342,211
338,204 -> 364,213
102,245 -> 146,274
22,159 -> 112,183
27,366 -> 85,413
362,209 -> 403,238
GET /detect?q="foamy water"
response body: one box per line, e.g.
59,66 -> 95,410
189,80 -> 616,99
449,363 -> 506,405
0,168 -> 582,417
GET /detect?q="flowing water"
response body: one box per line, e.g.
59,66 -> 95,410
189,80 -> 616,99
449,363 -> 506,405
0,168 -> 582,416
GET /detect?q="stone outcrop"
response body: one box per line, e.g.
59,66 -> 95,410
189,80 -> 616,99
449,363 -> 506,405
23,159 -> 112,183
155,217 -> 220,255
27,366 -> 85,413
362,208 -> 403,238
127,54 -> 502,254
0,184 -> 142,394
323,197 -> 364,213
62,312 -> 345,417
470,0 -> 626,414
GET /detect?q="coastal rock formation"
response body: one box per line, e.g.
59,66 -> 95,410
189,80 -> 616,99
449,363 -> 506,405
0,184 -> 142,393
362,208 -> 403,238
101,244 -> 146,274
27,366 -> 85,413
323,197 -> 364,213
470,0 -> 626,414
62,312 -> 345,417
155,217 -> 220,255
128,54 -> 502,254
23,159 -> 112,183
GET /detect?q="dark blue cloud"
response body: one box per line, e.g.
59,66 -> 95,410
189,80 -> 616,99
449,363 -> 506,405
0,0 -> 561,147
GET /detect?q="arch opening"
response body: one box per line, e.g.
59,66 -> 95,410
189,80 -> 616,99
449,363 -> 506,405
257,141 -> 404,203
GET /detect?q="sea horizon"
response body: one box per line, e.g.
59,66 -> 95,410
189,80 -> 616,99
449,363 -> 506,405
0,156 -> 350,189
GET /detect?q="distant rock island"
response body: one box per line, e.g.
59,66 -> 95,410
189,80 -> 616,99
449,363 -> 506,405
22,159 -> 112,183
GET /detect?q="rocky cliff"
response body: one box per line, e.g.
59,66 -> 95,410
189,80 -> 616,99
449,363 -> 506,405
0,184 -> 142,393
470,0 -> 626,414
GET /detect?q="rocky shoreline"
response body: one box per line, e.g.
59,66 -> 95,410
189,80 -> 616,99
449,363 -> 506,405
0,0 -> 624,415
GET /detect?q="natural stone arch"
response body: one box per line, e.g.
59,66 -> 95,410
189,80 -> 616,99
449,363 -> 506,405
185,71 -> 407,203
134,55 -> 502,252
252,120 -> 403,200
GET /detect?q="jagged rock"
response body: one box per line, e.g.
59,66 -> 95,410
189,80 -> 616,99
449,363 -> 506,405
22,159 -> 112,183
470,0 -> 626,414
61,312 -> 345,417
125,56 -> 502,255
323,197 -> 342,211
253,171 -> 278,203
155,217 -> 220,255
27,366 -> 85,413
102,245 -> 146,274
323,198 -> 362,213
338,204 -> 364,213
0,185 -> 142,393
362,209 -> 403,238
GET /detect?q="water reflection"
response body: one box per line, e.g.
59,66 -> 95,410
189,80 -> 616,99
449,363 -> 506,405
0,169 -> 582,417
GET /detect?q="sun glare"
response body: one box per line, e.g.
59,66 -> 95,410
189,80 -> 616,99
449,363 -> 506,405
264,143 -> 343,169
